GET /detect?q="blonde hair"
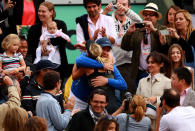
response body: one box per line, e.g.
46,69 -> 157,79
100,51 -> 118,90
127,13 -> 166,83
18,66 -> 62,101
40,1 -> 56,20
175,9 -> 194,40
89,43 -> 111,63
47,21 -> 57,28
1,34 -> 20,51
168,44 -> 184,73
3,107 -> 28,131
129,95 -> 146,122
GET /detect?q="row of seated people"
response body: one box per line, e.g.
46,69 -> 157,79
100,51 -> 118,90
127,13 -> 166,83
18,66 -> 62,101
0,69 -> 195,131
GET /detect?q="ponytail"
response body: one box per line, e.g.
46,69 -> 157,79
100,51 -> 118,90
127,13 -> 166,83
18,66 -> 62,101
129,95 -> 146,122
96,56 -> 104,64
134,106 -> 144,122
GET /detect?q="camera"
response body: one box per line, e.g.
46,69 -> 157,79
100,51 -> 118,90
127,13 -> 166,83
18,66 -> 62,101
135,23 -> 145,28
124,92 -> 132,112
160,29 -> 169,35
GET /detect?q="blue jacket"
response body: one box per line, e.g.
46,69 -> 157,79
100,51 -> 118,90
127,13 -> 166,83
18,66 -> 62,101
71,53 -> 127,102
36,93 -> 71,131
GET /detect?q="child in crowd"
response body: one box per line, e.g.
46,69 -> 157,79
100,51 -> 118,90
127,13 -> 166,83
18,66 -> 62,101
34,21 -> 71,64
94,115 -> 119,131
0,34 -> 26,76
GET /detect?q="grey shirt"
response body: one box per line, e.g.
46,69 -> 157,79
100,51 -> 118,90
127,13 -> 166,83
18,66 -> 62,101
36,93 -> 71,131
116,113 -> 151,131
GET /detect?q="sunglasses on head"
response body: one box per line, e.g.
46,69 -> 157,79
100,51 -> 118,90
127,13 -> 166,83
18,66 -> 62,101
101,115 -> 117,121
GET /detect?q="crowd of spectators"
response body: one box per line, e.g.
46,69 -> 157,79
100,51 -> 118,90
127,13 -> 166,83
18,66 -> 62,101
0,0 -> 195,131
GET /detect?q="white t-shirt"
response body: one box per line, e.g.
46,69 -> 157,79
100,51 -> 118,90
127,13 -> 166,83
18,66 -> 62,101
76,14 -> 117,44
160,106 -> 195,131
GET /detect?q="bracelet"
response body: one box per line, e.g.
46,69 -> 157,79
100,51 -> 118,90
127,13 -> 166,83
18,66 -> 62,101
65,109 -> 72,112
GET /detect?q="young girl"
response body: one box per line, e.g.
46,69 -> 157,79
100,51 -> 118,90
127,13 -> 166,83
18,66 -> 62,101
94,115 -> 119,131
34,21 -> 71,64
168,44 -> 194,89
0,34 -> 26,76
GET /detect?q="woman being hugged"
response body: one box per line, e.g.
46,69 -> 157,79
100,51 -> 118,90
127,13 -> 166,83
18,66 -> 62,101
0,34 -> 26,76
72,39 -> 126,114
27,1 -> 71,79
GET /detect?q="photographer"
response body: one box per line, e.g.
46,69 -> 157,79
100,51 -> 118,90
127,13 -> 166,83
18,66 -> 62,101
102,0 -> 142,95
113,95 -> 151,131
121,3 -> 172,93
0,75 -> 21,130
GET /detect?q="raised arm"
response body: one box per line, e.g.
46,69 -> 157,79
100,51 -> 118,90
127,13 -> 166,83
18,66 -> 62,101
72,63 -> 86,80
76,53 -> 104,68
0,76 -> 21,109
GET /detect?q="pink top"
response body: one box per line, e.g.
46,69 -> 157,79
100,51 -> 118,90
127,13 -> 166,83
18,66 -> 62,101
22,0 -> 36,25
180,87 -> 190,105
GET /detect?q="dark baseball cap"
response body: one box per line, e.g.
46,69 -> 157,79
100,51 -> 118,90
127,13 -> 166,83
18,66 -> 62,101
36,60 -> 59,72
96,37 -> 112,48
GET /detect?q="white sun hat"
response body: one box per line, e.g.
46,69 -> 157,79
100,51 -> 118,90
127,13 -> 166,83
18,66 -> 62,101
139,3 -> 162,20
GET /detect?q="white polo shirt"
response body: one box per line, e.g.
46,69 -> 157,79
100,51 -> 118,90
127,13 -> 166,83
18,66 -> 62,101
76,14 -> 117,44
159,106 -> 195,131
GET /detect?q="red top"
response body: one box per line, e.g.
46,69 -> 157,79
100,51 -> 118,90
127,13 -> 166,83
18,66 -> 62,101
22,0 -> 36,25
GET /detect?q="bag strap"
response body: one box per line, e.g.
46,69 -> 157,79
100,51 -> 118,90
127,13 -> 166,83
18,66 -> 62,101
126,113 -> 129,131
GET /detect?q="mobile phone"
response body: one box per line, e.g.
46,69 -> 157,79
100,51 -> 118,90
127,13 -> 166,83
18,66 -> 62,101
111,5 -> 117,10
160,29 -> 169,35
135,23 -> 145,28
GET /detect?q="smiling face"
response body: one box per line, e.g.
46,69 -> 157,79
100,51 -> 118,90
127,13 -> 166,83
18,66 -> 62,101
90,94 -> 107,114
147,57 -> 162,75
168,8 -> 177,25
175,12 -> 189,31
171,73 -> 183,93
38,5 -> 53,23
86,2 -> 100,18
101,46 -> 111,58
171,47 -> 182,63
18,40 -> 28,58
